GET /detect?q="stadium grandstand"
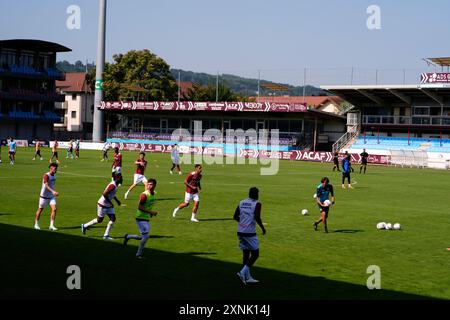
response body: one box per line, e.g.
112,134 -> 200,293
321,57 -> 450,169
100,101 -> 346,154
0,39 -> 71,141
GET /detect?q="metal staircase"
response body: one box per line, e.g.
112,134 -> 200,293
332,124 -> 360,153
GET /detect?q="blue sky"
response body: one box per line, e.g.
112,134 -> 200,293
1,0 -> 449,85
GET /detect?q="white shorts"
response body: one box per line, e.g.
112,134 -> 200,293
238,235 -> 259,251
133,174 -> 148,185
97,205 -> 115,217
112,166 -> 122,174
136,220 -> 150,236
184,192 -> 199,204
39,197 -> 56,209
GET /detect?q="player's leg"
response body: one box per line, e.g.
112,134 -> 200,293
170,163 -> 176,174
82,207 -> 105,234
125,183 -> 136,199
34,207 -> 44,229
191,195 -> 200,222
173,193 -> 190,217
103,212 -> 116,239
342,174 -> 346,188
348,174 -> 353,189
49,202 -> 58,230
322,211 -> 328,233
360,165 -> 363,174
135,221 -> 150,258
364,164 -> 367,174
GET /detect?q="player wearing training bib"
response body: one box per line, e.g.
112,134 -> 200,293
123,178 -> 158,259
34,163 -> 59,231
124,152 -> 148,200
313,177 -> 335,233
75,139 -> 80,158
234,187 -> 266,285
81,174 -> 122,240
66,139 -> 74,159
172,164 -> 202,222
8,137 -> 16,165
32,140 -> 43,160
50,140 -> 60,164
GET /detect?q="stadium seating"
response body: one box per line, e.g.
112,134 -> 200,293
43,111 -> 61,121
350,136 -> 450,152
8,111 -> 40,120
46,68 -> 63,79
9,64 -> 41,76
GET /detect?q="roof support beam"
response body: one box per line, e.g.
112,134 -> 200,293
356,89 -> 387,106
326,90 -> 361,109
420,89 -> 444,105
386,89 -> 412,104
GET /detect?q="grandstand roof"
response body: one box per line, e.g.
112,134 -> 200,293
424,57 -> 450,67
0,39 -> 71,52
320,84 -> 450,107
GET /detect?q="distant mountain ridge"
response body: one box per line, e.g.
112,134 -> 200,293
56,61 -> 329,97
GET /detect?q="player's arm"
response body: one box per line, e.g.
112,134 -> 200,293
315,189 -> 323,206
138,194 -> 158,216
254,203 -> 266,235
44,179 -> 58,197
330,186 -> 335,204
102,185 -> 116,207
184,175 -> 197,191
233,206 -> 240,222
114,196 -> 121,206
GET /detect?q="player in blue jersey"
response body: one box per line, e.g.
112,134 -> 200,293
341,153 -> 353,189
313,177 -> 335,233
8,137 -> 17,165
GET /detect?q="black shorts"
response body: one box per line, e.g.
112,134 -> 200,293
362,159 -> 368,165
318,204 -> 329,216
52,152 -> 58,157
9,151 -> 15,155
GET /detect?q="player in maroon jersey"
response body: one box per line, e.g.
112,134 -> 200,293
172,164 -> 202,222
124,152 -> 148,200
111,147 -> 122,179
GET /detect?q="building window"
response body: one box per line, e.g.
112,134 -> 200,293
72,94 -> 77,100
71,111 -> 76,118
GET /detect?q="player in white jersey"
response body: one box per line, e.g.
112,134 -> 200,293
34,163 -> 59,230
233,187 -> 266,285
81,174 -> 122,239
169,144 -> 182,175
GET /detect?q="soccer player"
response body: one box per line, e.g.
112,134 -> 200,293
75,139 -> 80,158
66,139 -> 74,159
332,151 -> 340,171
32,140 -> 43,160
170,144 -> 182,175
234,187 -> 266,285
81,173 -> 122,240
360,149 -> 369,174
112,147 -> 122,179
172,164 -> 203,222
342,155 -> 353,189
345,151 -> 354,173
101,141 -> 111,161
8,137 -> 16,165
124,152 -> 148,200
313,177 -> 335,233
123,178 -> 158,259
50,140 -> 60,164
34,163 -> 59,231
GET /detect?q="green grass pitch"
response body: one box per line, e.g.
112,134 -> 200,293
0,147 -> 449,299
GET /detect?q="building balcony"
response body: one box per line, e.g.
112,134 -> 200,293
362,115 -> 450,127
0,89 -> 65,102
0,111 -> 63,123
0,65 -> 65,81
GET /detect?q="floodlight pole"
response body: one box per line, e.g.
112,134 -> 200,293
257,69 -> 260,103
92,0 -> 107,142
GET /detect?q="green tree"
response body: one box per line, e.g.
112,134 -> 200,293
88,49 -> 178,101
183,83 -> 245,102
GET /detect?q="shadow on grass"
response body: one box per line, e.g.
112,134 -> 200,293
333,229 -> 364,233
0,223 -> 435,300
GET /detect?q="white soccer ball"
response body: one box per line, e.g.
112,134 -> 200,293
313,193 -> 317,199
385,223 -> 393,230
301,209 -> 309,215
376,222 -> 386,230
323,200 -> 331,207
393,223 -> 401,230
